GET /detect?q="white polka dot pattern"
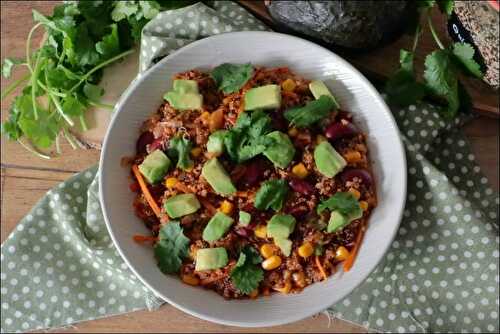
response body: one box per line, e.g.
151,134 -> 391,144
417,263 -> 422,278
329,104 -> 499,333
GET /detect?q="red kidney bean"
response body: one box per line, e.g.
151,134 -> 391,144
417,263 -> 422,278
136,131 -> 154,154
288,178 -> 315,195
271,111 -> 288,131
337,111 -> 353,121
287,205 -> 309,219
241,159 -> 267,187
129,182 -> 140,193
325,121 -> 358,142
234,227 -> 253,238
149,137 -> 165,152
340,168 -> 373,186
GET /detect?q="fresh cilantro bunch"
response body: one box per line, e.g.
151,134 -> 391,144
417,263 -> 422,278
384,0 -> 482,118
154,221 -> 190,274
1,1 -> 196,159
230,246 -> 264,294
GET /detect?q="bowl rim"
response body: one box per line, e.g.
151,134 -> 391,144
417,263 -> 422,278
99,30 -> 407,328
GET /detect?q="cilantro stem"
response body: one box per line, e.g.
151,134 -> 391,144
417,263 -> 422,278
68,49 -> 135,93
25,23 -> 42,72
79,115 -> 88,131
55,133 -> 61,155
88,100 -> 114,110
17,138 -> 51,160
44,68 -> 74,127
30,51 -> 43,120
63,128 -> 78,150
427,14 -> 445,50
412,25 -> 421,53
0,73 -> 30,100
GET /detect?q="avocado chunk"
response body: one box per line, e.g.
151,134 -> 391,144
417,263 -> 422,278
201,158 -> 237,196
274,237 -> 292,256
202,212 -> 234,242
263,131 -> 296,168
244,84 -> 282,111
327,211 -> 348,233
138,150 -> 171,184
164,91 -> 203,110
238,211 -> 251,226
195,247 -> 228,271
173,79 -> 199,94
314,141 -> 347,177
309,80 -> 339,109
164,193 -> 200,218
267,214 -> 296,239
207,130 -> 227,155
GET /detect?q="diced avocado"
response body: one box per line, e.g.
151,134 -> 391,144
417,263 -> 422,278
202,212 -> 234,242
244,84 -> 282,111
138,150 -> 171,184
164,91 -> 203,110
314,141 -> 347,177
238,211 -> 251,226
263,131 -> 296,168
195,247 -> 228,271
327,211 -> 348,233
274,238 -> 292,257
173,79 -> 199,94
201,158 -> 237,196
207,130 -> 227,155
164,193 -> 200,218
267,214 -> 296,239
309,80 -> 339,109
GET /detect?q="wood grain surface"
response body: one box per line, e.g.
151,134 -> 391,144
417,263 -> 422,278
239,1 -> 500,117
1,1 -> 498,333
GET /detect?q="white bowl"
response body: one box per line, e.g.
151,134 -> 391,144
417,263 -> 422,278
99,31 -> 406,328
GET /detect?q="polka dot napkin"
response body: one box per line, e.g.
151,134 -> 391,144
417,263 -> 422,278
1,1 -> 498,333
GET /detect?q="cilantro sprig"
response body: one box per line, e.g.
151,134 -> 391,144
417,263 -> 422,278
384,0 -> 482,118
154,221 -> 190,274
230,246 -> 264,294
1,1 -> 196,158
254,179 -> 289,211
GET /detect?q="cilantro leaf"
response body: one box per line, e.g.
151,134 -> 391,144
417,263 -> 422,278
230,246 -> 264,294
317,192 -> 360,215
168,136 -> 194,170
284,95 -> 336,128
451,43 -> 483,79
62,95 -> 86,117
139,1 -> 161,19
223,111 -> 274,163
385,50 -> 426,106
423,49 -> 460,118
154,222 -> 190,274
111,1 -> 139,21
2,58 -> 25,78
254,179 -> 289,211
96,24 -> 120,59
211,63 -> 254,94
83,83 -> 104,101
437,0 -> 454,16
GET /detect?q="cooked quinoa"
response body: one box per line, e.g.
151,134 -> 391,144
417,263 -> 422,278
128,65 -> 377,299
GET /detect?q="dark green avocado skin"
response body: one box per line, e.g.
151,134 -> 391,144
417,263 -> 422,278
267,0 -> 410,50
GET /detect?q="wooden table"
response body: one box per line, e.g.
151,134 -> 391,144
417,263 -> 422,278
1,1 -> 498,333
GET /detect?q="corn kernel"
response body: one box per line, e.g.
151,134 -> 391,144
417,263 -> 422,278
316,135 -> 327,144
288,127 -> 298,137
273,281 -> 291,294
335,246 -> 350,261
282,78 -> 296,92
348,188 -> 361,200
262,255 -> 282,270
292,163 -> 308,179
260,244 -> 275,259
181,274 -> 200,286
165,177 -> 178,188
359,201 -> 369,211
200,111 -> 210,122
190,147 -> 202,158
254,225 -> 267,239
298,242 -> 314,258
249,289 -> 259,298
344,151 -> 362,164
219,200 -> 234,215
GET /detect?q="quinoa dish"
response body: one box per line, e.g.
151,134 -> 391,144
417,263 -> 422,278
128,63 -> 377,299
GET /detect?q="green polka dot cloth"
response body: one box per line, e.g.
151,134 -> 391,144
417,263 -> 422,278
1,1 -> 498,333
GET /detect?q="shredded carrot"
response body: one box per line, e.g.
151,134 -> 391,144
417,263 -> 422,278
200,275 -> 225,285
131,165 -> 162,218
234,191 -> 253,198
133,235 -> 158,244
174,182 -> 191,193
315,256 -> 328,280
343,225 -> 366,272
199,197 -> 217,215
